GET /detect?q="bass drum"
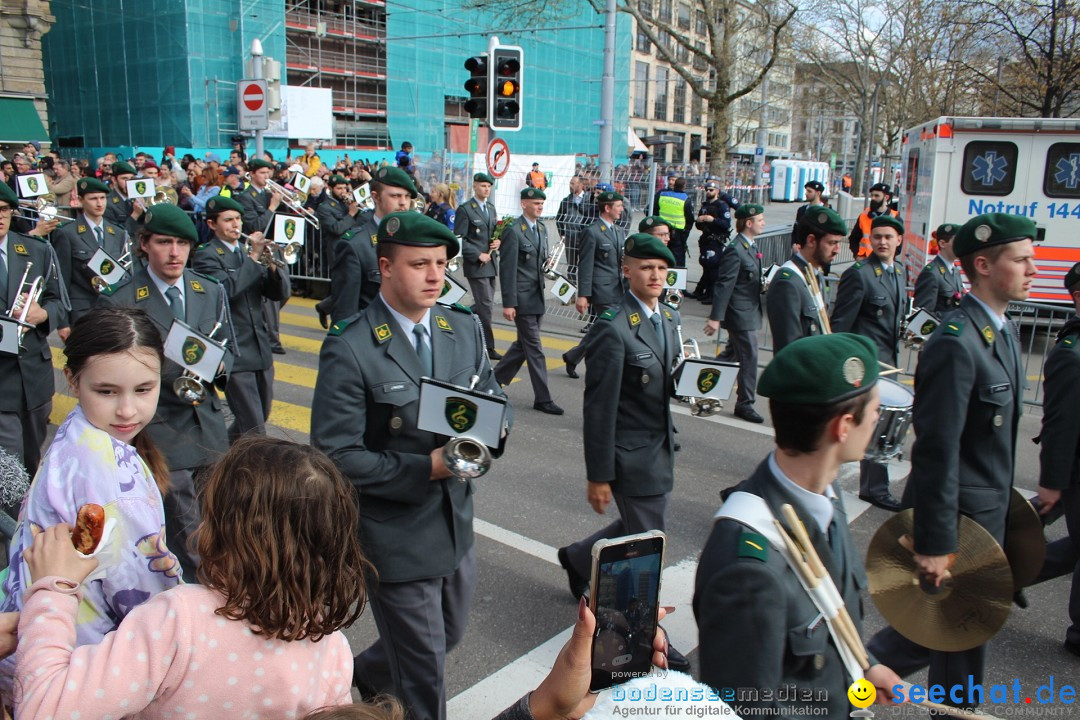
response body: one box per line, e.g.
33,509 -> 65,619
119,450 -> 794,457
864,378 -> 913,462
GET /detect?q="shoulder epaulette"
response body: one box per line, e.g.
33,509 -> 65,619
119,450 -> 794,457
449,302 -> 473,314
737,530 -> 768,562
942,320 -> 964,337
189,269 -> 220,284
328,317 -> 354,336
779,268 -> 793,279
853,260 -> 864,269
195,242 -> 210,252
1060,335 -> 1077,348
599,306 -> 621,321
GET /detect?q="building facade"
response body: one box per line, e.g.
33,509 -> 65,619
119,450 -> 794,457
0,0 -> 52,149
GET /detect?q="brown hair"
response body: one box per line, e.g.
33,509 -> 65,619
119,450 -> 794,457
64,307 -> 171,495
196,437 -> 371,641
959,244 -> 1010,285
301,697 -> 405,720
770,390 -> 874,454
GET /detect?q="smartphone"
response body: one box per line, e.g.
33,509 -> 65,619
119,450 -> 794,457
588,530 -> 666,692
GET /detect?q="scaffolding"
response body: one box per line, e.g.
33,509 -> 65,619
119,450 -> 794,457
285,0 -> 390,149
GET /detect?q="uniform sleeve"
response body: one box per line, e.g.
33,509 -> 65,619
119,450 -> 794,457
14,584 -> 192,719
317,203 -> 357,238
582,320 -> 623,483
1039,344 -> 1080,491
710,245 -> 741,322
329,238 -> 363,322
498,227 -> 520,309
766,279 -> 803,354
828,267 -> 863,334
577,227 -> 597,299
52,229 -> 75,328
912,266 -> 937,313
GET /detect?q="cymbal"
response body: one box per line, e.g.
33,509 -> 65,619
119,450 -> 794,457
1005,488 -> 1046,589
867,510 -> 1012,652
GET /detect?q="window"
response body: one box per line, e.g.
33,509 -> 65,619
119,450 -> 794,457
677,42 -> 690,63
638,0 -> 652,14
905,148 -> 920,195
695,9 -> 707,35
690,92 -> 703,126
677,2 -> 691,29
636,24 -> 651,54
961,141 -> 1017,196
693,41 -> 707,70
673,79 -> 687,124
1044,142 -> 1080,198
659,0 -> 672,22
654,66 -> 669,120
634,62 -> 649,118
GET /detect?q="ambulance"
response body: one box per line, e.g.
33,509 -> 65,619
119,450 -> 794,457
898,116 -> 1080,304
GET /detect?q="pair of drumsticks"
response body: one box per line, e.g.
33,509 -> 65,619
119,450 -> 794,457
774,504 -> 987,719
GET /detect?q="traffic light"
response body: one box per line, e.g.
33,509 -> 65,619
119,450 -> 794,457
489,45 -> 523,131
463,56 -> 488,119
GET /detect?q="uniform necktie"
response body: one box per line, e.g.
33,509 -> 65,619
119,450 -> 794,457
413,324 -> 433,376
0,248 -> 8,301
94,226 -> 104,248
165,285 -> 184,321
479,201 -> 487,218
650,312 -> 666,358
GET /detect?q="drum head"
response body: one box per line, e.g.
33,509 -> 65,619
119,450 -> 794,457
877,377 -> 913,409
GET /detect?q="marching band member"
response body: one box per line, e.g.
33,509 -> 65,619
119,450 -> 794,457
98,204 -> 233,582
103,160 -> 143,237
193,195 -> 290,440
455,172 -> 501,359
913,222 -> 964,314
312,213 -> 510,720
314,174 -> 364,328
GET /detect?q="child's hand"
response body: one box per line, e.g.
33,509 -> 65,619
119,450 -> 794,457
0,612 -> 17,660
24,524 -> 99,586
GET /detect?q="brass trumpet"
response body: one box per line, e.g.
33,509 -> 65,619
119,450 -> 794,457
442,374 -> 493,479
148,187 -> 178,206
661,289 -> 682,309
241,233 -> 299,268
18,198 -> 73,225
7,262 -> 44,348
244,173 -> 321,229
173,321 -> 227,405
542,238 -> 565,280
90,238 -> 134,293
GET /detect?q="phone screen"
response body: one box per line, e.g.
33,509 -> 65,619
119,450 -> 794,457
590,533 -> 665,692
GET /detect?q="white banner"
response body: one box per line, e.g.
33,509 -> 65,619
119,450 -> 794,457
550,275 -> 576,304
664,268 -> 688,291
88,248 -> 128,287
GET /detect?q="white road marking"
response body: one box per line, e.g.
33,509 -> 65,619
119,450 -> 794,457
670,403 -> 775,436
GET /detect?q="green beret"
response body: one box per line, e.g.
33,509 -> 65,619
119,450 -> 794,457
1064,262 -> 1080,291
624,233 -> 675,267
799,206 -> 847,238
759,333 -> 879,405
521,188 -> 546,201
77,177 -> 110,196
112,161 -> 136,177
954,213 -> 1038,258
735,204 -> 764,220
141,203 -> 197,243
371,166 -> 418,197
378,211 -> 460,258
473,172 -> 495,185
0,183 -> 17,207
639,216 -> 673,233
327,174 -> 348,187
597,190 -> 623,204
935,223 -> 959,239
248,158 -> 274,171
871,214 -> 904,235
205,195 -> 244,217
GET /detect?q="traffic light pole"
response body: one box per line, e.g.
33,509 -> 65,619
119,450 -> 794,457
251,39 -> 265,159
598,0 -> 616,185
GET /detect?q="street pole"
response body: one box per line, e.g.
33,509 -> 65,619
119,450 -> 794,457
753,73 -> 768,204
866,83 -> 880,192
598,0 -> 616,184
251,38 -> 265,159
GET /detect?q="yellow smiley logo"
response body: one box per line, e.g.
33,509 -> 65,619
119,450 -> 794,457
848,678 -> 876,708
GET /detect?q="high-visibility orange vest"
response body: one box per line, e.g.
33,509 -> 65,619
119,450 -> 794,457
856,208 -> 899,257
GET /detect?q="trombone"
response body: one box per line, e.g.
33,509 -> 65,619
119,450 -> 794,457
241,232 -> 299,268
245,173 -> 321,229
173,321 -> 228,405
6,262 -> 44,349
18,198 -> 73,225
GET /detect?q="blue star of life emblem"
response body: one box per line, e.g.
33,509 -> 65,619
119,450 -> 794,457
971,151 -> 1008,186
1054,153 -> 1080,190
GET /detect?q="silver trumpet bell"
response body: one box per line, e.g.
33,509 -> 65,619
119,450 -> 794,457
173,374 -> 207,405
662,289 -> 682,310
443,436 -> 492,480
690,397 -> 723,417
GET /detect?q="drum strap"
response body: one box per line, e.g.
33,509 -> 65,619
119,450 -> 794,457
715,491 -> 865,683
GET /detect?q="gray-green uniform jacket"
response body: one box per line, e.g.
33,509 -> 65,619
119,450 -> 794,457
584,294 -> 679,496
695,459 -> 870,718
709,233 -> 763,331
766,255 -> 825,353
905,295 -> 1022,553
830,254 -> 907,365
1039,318 -> 1080,491
913,254 -> 964,315
329,212 -> 381,325
455,198 -> 498,280
191,237 -> 291,373
52,213 -> 127,324
103,189 -> 138,238
316,196 -> 363,244
98,267 -> 234,471
310,299 -> 512,583
497,215 -> 548,315
236,184 -> 274,235
0,233 -> 63,413
577,218 -> 625,307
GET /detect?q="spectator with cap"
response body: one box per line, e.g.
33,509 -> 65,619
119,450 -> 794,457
913,223 -> 965,314
219,166 -> 247,199
849,182 -> 898,258
526,162 -> 547,190
23,140 -> 41,163
792,180 -> 829,247
692,178 -> 740,302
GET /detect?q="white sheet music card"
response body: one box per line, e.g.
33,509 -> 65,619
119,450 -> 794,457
17,173 -> 49,198
163,320 -> 226,383
664,268 -> 688,291
0,317 -> 23,355
417,377 -> 508,449
438,273 -> 468,306
674,359 -> 739,401
126,178 -> 157,198
550,275 -> 576,303
273,215 -> 307,246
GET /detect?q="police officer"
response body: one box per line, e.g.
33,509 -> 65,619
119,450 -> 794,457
766,208 -> 845,353
494,189 -> 564,415
103,160 -> 143,237
849,182 -> 897,258
192,195 -> 290,440
792,180 -> 828,247
313,174 -> 364,328
867,213 -> 1037,706
311,212 -> 510,720
0,182 -> 64,475
52,177 -> 127,334
98,204 -> 234,582
695,333 -> 902,717
654,177 -> 694,266
455,172 -> 501,359
326,166 -> 415,326
562,190 -> 626,379
1030,262 -> 1080,657
692,179 -> 739,301
704,203 -> 766,423
913,222 -> 964,314
830,214 -> 907,511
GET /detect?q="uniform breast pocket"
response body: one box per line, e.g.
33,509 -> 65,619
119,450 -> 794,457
977,382 -> 1013,430
372,381 -> 419,437
519,241 -> 536,260
72,247 -> 92,261
599,242 -> 613,259
366,269 -> 382,283
867,295 -> 888,317
787,611 -> 831,677
627,352 -> 659,387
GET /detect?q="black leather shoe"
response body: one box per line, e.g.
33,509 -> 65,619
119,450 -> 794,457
271,346 -> 286,355
557,547 -> 588,601
666,641 -> 692,674
1065,639 -> 1080,658
859,493 -> 903,512
674,440 -> 681,452
534,401 -> 565,415
734,406 -> 765,424
561,353 -> 579,379
352,662 -> 380,700
317,307 -> 329,330
1013,590 -> 1029,609
488,350 -> 503,361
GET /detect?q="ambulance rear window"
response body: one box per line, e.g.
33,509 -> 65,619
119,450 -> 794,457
961,141 -> 1017,196
1044,143 -> 1080,198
